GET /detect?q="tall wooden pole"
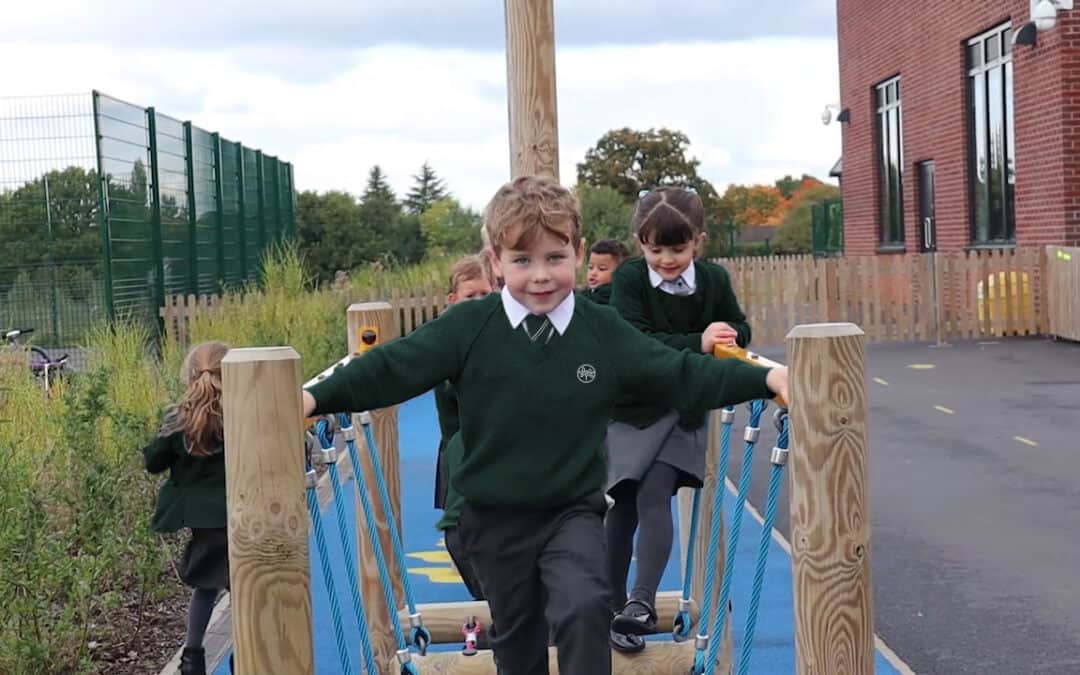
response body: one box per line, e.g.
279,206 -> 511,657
221,347 -> 314,675
785,323 -> 875,675
504,0 -> 559,179
347,301 -> 404,672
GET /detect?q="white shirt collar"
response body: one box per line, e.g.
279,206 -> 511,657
500,285 -> 575,335
648,261 -> 697,292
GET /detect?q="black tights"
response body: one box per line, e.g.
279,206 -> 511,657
604,461 -> 680,613
186,587 -> 220,648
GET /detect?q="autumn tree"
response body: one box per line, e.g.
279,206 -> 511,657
773,181 -> 841,254
715,184 -> 788,227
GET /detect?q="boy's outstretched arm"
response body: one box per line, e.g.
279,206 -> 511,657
610,311 -> 787,411
302,306 -> 470,417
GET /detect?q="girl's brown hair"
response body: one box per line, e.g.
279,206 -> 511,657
632,187 -> 705,246
160,340 -> 229,457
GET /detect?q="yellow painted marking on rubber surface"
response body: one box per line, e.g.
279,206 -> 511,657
907,363 -> 936,370
407,550 -> 453,563
873,377 -> 889,386
1014,436 -> 1039,447
934,405 -> 955,415
408,566 -> 464,584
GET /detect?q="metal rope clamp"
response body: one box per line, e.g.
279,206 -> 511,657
694,633 -> 709,651
679,598 -> 692,614
358,410 -> 373,425
743,425 -> 760,443
409,612 -> 423,629
342,425 -> 357,442
304,468 -> 317,490
395,648 -> 412,665
720,408 -> 735,425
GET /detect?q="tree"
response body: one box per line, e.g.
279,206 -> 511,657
715,184 -> 788,227
295,189 -> 374,282
357,165 -> 407,263
774,174 -> 815,200
404,162 -> 449,215
574,183 -> 633,249
773,182 -> 841,254
419,198 -> 482,258
576,128 -> 717,204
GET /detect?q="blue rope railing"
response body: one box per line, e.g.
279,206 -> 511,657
330,416 -> 420,675
736,410 -> 790,675
304,457 -> 369,675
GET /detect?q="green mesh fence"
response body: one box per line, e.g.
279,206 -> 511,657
812,197 -> 844,257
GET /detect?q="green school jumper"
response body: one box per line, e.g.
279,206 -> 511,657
610,257 -> 752,431
307,292 -> 774,511
142,430 -> 227,533
579,283 -> 612,305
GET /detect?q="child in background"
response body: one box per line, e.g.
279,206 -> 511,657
432,254 -> 495,607
581,239 -> 629,305
142,341 -> 231,675
302,176 -> 786,674
605,187 -> 752,653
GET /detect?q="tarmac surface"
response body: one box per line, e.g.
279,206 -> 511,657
742,336 -> 1080,674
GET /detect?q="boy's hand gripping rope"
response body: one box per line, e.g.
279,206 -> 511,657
735,409 -> 790,675
673,406 -> 737,643
691,399 -> 767,675
339,412 -> 432,659
304,435 -> 370,675
317,419 -> 420,675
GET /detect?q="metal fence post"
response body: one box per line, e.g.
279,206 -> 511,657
236,143 -> 248,281
255,149 -> 266,254
212,132 -> 226,290
147,107 -> 166,324
184,121 -> 198,295
91,90 -> 115,321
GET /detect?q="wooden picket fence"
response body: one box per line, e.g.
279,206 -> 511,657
160,247 -> 1064,348
1045,245 -> 1080,342
720,247 -> 1048,347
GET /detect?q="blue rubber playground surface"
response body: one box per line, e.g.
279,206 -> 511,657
215,391 -> 905,674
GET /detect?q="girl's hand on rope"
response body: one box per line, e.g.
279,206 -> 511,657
765,367 -> 789,409
701,322 -> 738,353
302,390 -> 317,417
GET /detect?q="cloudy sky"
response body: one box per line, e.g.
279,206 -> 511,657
1,1 -> 842,211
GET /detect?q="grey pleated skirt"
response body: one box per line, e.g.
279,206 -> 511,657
605,411 -> 710,495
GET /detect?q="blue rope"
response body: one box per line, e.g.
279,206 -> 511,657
345,412 -> 432,655
736,415 -> 789,675
331,417 -> 420,674
672,485 -> 701,641
706,398 -> 767,675
314,422 -> 379,675
306,462 -> 368,675
318,419 -> 416,674
690,406 -> 736,673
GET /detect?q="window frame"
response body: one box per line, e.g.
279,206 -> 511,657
875,75 -> 905,249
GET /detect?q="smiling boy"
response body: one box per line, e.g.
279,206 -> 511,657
302,175 -> 787,675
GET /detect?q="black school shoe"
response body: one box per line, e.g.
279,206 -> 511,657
180,647 -> 206,675
610,599 -> 658,636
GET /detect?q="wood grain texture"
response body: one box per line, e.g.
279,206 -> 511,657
785,323 -> 875,675
690,411 -> 732,663
504,0 -> 559,179
1047,245 -> 1080,341
347,303 -> 404,672
409,640 -> 727,674
221,347 -> 313,675
401,592 -> 697,645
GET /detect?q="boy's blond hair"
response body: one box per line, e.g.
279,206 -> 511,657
449,253 -> 495,293
482,175 -> 582,252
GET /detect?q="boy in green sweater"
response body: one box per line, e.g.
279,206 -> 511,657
581,239 -> 628,305
302,175 -> 788,675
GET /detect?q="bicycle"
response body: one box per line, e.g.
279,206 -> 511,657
2,327 -> 69,393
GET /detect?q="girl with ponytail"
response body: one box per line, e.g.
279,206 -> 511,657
142,340 -> 231,675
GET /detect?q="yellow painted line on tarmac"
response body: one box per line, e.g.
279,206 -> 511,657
934,405 -> 955,415
1014,436 -> 1039,447
407,550 -> 453,563
907,363 -> 936,370
873,377 -> 889,386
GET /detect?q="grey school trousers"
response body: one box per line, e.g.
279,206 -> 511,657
458,491 -> 612,675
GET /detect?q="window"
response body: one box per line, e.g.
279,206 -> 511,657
876,77 -> 904,247
968,24 -> 1015,245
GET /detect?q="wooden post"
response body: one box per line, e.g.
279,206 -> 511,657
410,640 -> 724,674
221,347 -> 314,675
347,301 -> 404,671
504,0 -> 559,179
785,323 -> 875,675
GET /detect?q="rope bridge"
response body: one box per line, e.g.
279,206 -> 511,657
218,304 -> 876,674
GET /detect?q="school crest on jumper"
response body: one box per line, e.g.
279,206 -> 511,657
576,364 -> 596,384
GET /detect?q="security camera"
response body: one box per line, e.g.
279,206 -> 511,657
822,104 -> 837,126
1033,0 -> 1058,31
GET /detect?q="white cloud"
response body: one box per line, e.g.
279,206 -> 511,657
0,35 -> 840,211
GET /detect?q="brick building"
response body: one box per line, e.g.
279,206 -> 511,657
834,0 -> 1080,255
